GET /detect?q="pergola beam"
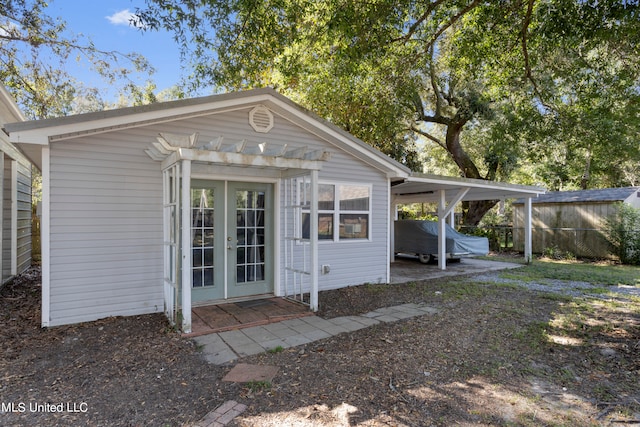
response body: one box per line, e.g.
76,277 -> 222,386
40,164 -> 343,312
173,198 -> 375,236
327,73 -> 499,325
147,133 -> 330,171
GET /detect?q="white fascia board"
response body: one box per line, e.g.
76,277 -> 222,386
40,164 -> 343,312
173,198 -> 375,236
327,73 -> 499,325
8,93 -> 275,146
9,130 -> 50,145
406,174 -> 546,195
6,88 -> 410,177
393,176 -> 546,204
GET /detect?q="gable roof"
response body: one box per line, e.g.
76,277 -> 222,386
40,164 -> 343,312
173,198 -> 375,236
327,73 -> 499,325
0,86 -> 26,124
5,87 -> 410,177
0,86 -> 31,165
513,187 -> 639,204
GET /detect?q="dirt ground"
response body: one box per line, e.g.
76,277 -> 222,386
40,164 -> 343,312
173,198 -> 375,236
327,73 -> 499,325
1,263 -> 639,426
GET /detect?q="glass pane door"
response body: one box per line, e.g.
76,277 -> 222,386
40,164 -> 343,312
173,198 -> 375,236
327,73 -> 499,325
190,181 -> 224,302
235,189 -> 266,283
227,182 -> 273,298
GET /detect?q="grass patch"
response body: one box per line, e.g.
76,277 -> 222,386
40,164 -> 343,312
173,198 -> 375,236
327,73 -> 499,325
364,282 -> 390,294
538,292 -> 573,302
515,321 -> 550,353
245,380 -> 271,392
497,271 -> 538,282
502,259 -> 640,286
438,281 -> 495,299
267,345 -> 284,354
581,286 -> 610,294
486,281 -> 522,290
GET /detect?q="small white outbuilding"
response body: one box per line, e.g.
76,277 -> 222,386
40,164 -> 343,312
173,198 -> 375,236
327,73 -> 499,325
6,88 -> 544,332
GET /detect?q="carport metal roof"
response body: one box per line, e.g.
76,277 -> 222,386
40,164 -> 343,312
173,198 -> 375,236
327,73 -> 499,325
389,173 -> 546,270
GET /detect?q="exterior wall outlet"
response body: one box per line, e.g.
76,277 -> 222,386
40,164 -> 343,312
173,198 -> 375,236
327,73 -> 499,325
321,264 -> 331,274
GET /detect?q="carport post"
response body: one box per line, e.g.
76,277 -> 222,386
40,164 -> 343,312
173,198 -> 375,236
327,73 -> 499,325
390,198 -> 398,264
437,190 -> 447,270
524,196 -> 533,263
436,187 -> 469,271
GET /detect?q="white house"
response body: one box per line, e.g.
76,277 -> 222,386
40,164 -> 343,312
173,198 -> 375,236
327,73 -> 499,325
6,88 -> 544,333
0,86 -> 33,284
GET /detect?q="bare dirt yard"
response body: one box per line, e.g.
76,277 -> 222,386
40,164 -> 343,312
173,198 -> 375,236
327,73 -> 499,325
1,259 -> 639,426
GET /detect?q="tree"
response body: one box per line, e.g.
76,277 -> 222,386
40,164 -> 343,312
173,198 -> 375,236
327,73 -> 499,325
136,0 -> 640,224
1,0 -> 153,118
603,203 -> 640,265
513,0 -> 640,190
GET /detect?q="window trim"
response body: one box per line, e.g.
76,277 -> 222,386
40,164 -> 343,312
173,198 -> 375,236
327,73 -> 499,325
301,181 -> 372,242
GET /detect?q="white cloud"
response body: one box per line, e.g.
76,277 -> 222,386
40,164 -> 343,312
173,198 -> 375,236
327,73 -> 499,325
0,21 -> 18,38
106,9 -> 138,27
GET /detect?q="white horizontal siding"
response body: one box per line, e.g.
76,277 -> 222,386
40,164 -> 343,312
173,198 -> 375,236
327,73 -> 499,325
253,108 -> 392,292
3,158 -> 10,280
46,104 -> 394,326
2,157 -> 32,281
15,160 -> 32,275
151,107 -> 391,291
160,109 -> 390,290
48,135 -> 164,326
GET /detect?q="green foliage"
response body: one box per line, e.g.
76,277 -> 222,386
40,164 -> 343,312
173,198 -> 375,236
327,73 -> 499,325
396,203 -> 438,221
138,0 -> 640,206
1,0 -> 154,118
603,203 -> 640,265
245,380 -> 271,392
464,205 -> 514,251
541,245 -> 577,262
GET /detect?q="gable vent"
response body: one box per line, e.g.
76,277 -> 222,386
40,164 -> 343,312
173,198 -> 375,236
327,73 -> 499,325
249,105 -> 274,133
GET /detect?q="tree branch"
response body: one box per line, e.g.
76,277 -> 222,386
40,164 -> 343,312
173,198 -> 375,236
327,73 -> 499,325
423,0 -> 483,53
521,0 -> 554,111
428,45 -> 443,116
390,0 -> 447,43
417,112 -> 450,126
410,125 -> 446,150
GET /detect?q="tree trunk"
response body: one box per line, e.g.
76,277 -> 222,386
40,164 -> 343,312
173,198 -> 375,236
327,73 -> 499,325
445,116 -> 497,225
445,116 -> 481,179
462,200 -> 499,226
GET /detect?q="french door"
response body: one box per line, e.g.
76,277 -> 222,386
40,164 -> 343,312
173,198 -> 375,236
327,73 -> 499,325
190,180 -> 273,303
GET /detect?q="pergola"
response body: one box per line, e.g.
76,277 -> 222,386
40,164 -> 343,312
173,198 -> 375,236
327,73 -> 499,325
390,173 -> 546,270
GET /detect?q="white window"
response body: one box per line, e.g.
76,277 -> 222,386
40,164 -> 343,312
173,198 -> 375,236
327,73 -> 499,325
301,182 -> 371,241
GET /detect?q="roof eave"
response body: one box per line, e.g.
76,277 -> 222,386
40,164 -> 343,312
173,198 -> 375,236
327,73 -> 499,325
6,87 -> 411,178
408,173 -> 546,194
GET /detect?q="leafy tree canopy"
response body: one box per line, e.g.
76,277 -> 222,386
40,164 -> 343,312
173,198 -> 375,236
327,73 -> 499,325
136,0 -> 639,180
1,0 -> 154,118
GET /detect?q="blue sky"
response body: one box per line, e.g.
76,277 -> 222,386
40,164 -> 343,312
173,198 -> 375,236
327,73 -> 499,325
47,1 -> 188,101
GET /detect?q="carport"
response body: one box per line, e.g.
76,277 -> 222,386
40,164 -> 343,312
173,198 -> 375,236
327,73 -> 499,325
390,173 -> 546,270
